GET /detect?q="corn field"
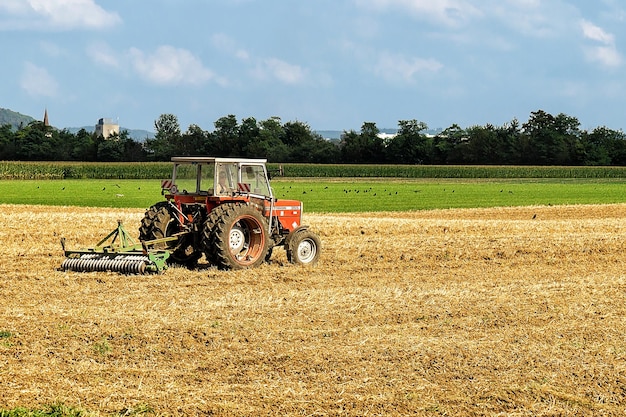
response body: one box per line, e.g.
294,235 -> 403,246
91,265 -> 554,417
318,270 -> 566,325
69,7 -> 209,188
3,161 -> 626,180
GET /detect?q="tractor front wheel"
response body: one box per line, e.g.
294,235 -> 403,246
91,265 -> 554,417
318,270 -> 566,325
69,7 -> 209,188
286,229 -> 321,265
204,204 -> 269,270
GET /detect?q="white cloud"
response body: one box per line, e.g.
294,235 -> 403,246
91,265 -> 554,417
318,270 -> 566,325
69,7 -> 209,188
0,0 -> 121,30
581,20 -> 614,44
128,46 -> 215,86
252,58 -> 305,85
20,62 -> 59,97
373,52 -> 443,84
580,20 -> 622,68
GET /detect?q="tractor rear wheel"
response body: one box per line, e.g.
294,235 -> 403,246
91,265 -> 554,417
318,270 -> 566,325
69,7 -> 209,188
201,205 -> 226,266
203,203 -> 269,270
140,202 -> 200,265
286,229 -> 321,265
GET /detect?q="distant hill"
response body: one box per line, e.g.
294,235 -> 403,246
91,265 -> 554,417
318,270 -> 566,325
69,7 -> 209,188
0,107 -> 154,141
0,108 -> 36,130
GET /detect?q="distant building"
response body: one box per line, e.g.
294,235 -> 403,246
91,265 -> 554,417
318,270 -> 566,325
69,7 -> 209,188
43,108 -> 52,137
95,117 -> 120,139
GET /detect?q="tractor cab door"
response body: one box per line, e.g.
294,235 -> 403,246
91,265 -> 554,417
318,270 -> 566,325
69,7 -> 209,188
240,164 -> 272,198
215,162 -> 238,196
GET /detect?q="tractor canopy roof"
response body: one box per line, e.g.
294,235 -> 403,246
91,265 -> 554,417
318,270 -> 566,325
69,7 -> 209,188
171,156 -> 267,165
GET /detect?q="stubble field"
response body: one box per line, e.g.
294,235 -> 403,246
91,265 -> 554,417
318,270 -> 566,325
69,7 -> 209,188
1,203 -> 626,416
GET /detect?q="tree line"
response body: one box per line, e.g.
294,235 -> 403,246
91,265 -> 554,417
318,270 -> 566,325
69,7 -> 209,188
1,110 -> 625,165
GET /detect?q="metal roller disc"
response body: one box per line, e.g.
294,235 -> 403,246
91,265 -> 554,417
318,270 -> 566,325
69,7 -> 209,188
62,253 -> 153,274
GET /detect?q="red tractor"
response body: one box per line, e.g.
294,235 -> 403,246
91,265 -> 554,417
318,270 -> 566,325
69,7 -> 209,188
138,156 -> 321,270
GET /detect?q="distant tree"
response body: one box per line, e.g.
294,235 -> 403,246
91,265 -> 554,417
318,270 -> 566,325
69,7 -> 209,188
9,109 -> 619,165
283,120 -> 339,163
295,135 -> 340,163
121,130 -> 147,161
340,122 -> 384,163
179,124 -> 207,156
386,119 -> 430,164
578,126 -> 626,166
246,117 -> 289,161
522,110 -> 580,165
96,132 -> 124,161
146,113 -> 182,160
207,115 -> 240,156
339,130 -> 361,163
362,122 -> 384,163
14,121 -> 58,160
74,128 -> 98,161
0,124 -> 15,159
495,118 -> 523,164
56,128 -> 96,161
604,128 -> 626,165
239,117 -> 261,157
463,124 -> 501,164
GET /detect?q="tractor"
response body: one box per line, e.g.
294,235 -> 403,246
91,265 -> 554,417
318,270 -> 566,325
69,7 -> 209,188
61,157 -> 321,273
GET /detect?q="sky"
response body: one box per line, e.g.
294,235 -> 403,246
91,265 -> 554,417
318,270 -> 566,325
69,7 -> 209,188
1,0 -> 625,134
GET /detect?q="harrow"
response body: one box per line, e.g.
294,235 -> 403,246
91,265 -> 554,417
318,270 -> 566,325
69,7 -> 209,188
60,220 -> 173,274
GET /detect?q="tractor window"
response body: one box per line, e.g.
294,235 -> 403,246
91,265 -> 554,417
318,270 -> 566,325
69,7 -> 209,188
241,164 -> 271,197
172,163 -> 214,194
216,162 -> 237,195
172,163 -> 197,194
198,163 -> 214,194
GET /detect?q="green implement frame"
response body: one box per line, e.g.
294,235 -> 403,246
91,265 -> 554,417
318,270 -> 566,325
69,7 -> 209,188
60,220 -> 176,274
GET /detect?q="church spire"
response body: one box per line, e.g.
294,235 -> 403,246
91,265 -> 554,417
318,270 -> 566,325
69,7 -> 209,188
43,108 -> 49,127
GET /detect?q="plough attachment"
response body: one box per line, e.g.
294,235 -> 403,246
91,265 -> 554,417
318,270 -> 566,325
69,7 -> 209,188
60,220 -> 172,274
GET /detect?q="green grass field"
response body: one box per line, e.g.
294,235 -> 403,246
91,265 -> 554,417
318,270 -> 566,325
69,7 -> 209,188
1,178 -> 626,212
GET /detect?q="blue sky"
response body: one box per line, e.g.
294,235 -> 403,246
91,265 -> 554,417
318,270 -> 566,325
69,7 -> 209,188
1,0 -> 625,133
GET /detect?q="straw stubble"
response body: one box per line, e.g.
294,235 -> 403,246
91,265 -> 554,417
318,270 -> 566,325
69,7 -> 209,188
1,204 -> 625,415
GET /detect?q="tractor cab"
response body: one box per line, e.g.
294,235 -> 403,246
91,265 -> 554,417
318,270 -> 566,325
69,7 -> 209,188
162,157 -> 272,200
